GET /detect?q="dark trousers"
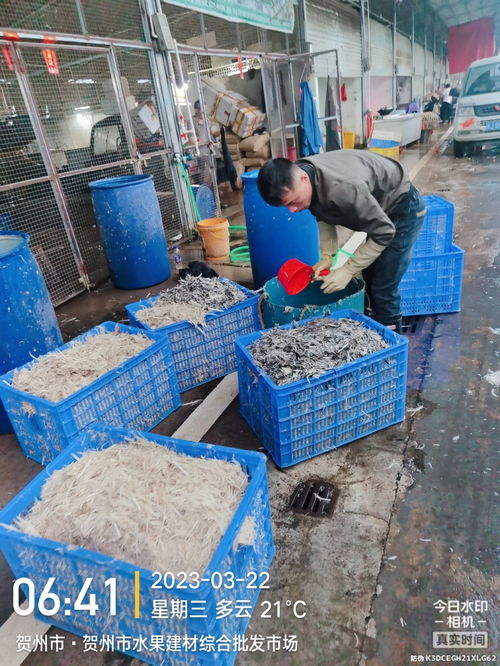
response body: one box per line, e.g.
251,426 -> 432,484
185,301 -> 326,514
362,185 -> 425,327
440,101 -> 452,123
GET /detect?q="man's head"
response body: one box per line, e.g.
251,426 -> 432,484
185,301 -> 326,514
444,83 -> 451,89
257,158 -> 313,212
194,100 -> 202,117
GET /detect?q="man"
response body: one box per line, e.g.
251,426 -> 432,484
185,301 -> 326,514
257,150 -> 426,333
439,83 -> 453,124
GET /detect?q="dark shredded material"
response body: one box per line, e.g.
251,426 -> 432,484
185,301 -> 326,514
248,318 -> 389,385
156,275 -> 246,311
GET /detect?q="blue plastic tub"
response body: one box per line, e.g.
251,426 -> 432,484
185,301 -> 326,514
89,174 -> 170,289
262,276 -> 365,327
0,232 -> 62,434
0,424 -> 275,666
412,195 -> 455,257
236,310 -> 408,468
242,170 -> 319,289
0,322 -> 180,464
400,243 -> 464,316
126,279 -> 261,392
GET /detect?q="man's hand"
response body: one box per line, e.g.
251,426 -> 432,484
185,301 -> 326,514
312,254 -> 332,279
319,266 -> 352,294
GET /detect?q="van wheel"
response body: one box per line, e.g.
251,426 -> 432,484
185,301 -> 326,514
453,140 -> 467,157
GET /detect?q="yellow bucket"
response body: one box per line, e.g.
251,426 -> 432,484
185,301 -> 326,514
343,131 -> 356,149
368,138 -> 400,161
197,217 -> 230,261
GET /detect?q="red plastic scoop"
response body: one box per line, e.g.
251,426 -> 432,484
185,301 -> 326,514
277,258 -> 330,295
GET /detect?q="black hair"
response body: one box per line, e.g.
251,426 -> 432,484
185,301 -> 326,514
257,158 -> 296,207
194,100 -> 201,110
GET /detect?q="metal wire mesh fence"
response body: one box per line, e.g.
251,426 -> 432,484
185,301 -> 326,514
0,179 -> 84,303
0,32 -> 185,304
0,0 -> 144,41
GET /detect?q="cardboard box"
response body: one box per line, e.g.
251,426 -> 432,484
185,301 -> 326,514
202,84 -> 221,119
232,105 -> 266,138
214,91 -> 248,127
130,101 -> 161,140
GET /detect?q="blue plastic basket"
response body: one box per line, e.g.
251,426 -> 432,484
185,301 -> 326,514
0,323 -> 180,464
236,310 -> 408,468
412,195 -> 455,257
126,279 -> 261,392
0,425 -> 275,665
400,244 -> 464,316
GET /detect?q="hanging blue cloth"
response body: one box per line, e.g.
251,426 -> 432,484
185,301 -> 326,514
299,81 -> 323,156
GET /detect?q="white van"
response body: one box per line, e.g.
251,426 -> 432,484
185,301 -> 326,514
452,55 -> 500,157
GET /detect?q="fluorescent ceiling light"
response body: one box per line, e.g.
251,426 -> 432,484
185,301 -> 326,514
137,79 -> 151,84
67,78 -> 95,84
74,105 -> 90,110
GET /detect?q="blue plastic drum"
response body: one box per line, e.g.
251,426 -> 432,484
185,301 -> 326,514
242,171 -> 319,289
0,232 -> 62,433
89,174 -> 170,289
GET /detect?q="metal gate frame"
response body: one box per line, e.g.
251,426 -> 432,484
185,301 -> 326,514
261,49 -> 343,158
0,30 -> 190,305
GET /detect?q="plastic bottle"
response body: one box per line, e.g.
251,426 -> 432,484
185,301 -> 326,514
173,245 -> 183,273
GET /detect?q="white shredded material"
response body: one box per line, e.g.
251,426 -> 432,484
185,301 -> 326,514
484,369 -> 500,388
137,301 -> 209,328
15,438 -> 252,575
11,328 -> 153,403
135,275 -> 246,329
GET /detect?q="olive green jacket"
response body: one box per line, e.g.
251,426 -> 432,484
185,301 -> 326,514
297,149 -> 411,246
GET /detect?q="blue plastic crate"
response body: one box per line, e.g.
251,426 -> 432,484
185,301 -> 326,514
126,279 -> 261,392
236,310 -> 408,468
0,425 -> 275,665
0,323 -> 181,464
412,195 -> 455,257
400,244 -> 464,316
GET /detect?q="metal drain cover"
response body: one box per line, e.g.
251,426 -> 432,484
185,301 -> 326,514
288,479 -> 336,517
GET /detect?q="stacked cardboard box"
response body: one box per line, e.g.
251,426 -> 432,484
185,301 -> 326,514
202,80 -> 266,139
239,133 -> 270,172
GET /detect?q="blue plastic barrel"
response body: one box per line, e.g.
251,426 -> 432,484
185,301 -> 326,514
0,232 -> 62,433
262,276 -> 365,328
242,171 -> 319,289
89,174 -> 170,289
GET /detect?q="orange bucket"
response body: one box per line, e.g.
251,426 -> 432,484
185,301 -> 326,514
197,217 -> 230,261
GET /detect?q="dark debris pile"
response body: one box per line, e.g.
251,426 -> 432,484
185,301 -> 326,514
248,317 -> 388,385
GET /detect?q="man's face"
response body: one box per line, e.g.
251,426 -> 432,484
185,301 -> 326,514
280,169 -> 313,213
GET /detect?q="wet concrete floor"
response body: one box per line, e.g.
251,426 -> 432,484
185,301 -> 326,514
0,132 -> 498,665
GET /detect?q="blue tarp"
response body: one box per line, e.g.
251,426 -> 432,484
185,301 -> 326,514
299,81 -> 323,156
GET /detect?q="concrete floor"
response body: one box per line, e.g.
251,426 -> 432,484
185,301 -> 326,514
0,132 -> 499,665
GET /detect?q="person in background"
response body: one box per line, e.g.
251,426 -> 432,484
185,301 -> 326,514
439,84 -> 453,124
192,99 -> 219,185
257,152 -> 426,333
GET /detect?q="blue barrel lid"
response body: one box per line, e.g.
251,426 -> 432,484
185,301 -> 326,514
0,231 -> 29,260
241,170 -> 260,182
89,174 -> 153,189
369,138 -> 399,148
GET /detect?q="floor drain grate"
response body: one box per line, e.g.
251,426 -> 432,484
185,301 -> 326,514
288,479 -> 336,517
402,315 -> 426,335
